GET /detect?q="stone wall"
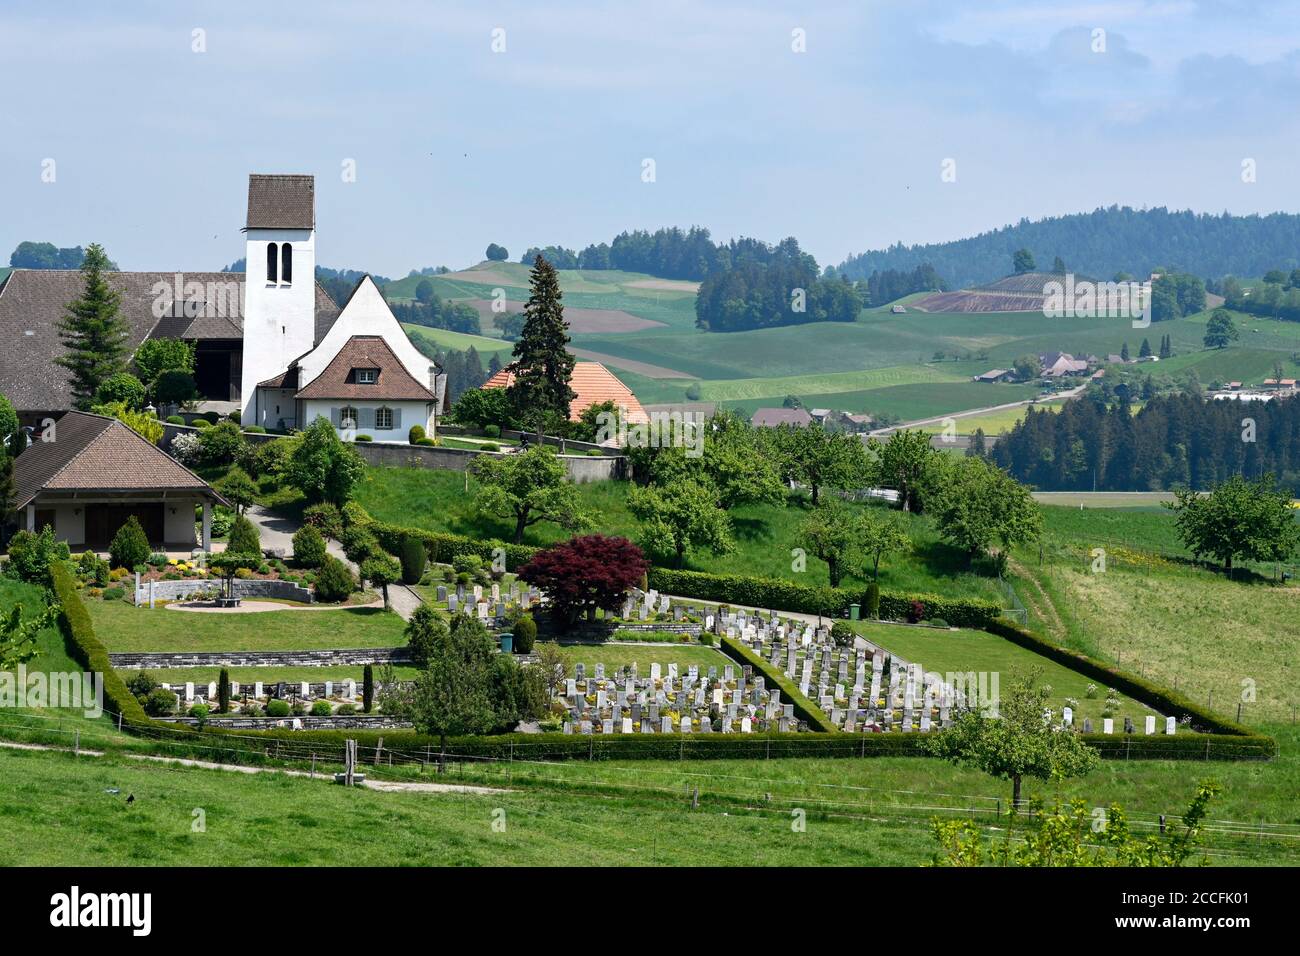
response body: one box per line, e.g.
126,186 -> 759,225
132,578 -> 315,606
108,647 -> 411,669
353,439 -> 625,483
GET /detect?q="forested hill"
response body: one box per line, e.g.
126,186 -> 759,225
836,208 -> 1300,289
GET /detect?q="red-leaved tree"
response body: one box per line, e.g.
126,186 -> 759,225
518,534 -> 649,628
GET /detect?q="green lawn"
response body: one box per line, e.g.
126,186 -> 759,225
850,621 -> 1158,723
553,642 -> 728,674
353,466 -> 1006,602
89,602 -> 410,652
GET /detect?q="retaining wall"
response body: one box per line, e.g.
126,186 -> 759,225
132,578 -> 314,606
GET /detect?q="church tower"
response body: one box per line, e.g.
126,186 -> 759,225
239,174 -> 317,424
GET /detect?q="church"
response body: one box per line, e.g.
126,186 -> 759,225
0,173 -> 443,439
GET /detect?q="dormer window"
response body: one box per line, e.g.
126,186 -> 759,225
266,242 -> 278,284
356,368 -> 378,384
281,243 -> 293,284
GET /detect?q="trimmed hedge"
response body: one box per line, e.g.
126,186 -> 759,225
719,635 -> 837,733
369,521 -> 539,571
646,567 -> 1002,629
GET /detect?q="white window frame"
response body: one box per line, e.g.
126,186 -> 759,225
340,406 -> 358,430
375,406 -> 393,430
357,368 -> 377,384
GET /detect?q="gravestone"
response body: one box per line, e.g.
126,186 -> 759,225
254,681 -> 263,699
1165,716 -> 1176,735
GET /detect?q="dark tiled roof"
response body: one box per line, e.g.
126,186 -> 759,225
13,411 -> 219,508
0,269 -> 338,412
295,335 -> 436,401
245,174 -> 315,230
751,407 -> 813,427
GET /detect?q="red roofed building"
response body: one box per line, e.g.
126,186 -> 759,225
481,361 -> 649,424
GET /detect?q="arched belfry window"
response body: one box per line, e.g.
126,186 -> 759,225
281,243 -> 293,284
266,243 -> 278,284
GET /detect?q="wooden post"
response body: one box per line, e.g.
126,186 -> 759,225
74,731 -> 79,757
310,753 -> 316,779
374,736 -> 383,766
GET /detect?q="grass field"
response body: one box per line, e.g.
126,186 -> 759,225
921,399 -> 1065,435
89,602 -> 409,653
353,467 -> 1006,602
850,621 -> 1158,723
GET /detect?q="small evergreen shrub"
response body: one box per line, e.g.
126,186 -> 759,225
109,516 -> 150,571
217,668 -> 231,713
292,524 -> 327,568
144,688 -> 177,716
398,535 -> 426,585
165,414 -> 185,425
363,663 -> 374,714
310,699 -> 333,716
102,586 -> 126,602
511,614 -> 537,654
265,699 -> 291,717
482,424 -> 500,438
865,582 -> 881,619
314,555 -> 356,602
408,424 -> 426,444
226,514 -> 261,556
303,502 -> 343,539
355,434 -> 373,442
481,442 -> 500,452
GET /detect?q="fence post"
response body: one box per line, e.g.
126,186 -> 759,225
74,731 -> 79,757
374,736 -> 383,766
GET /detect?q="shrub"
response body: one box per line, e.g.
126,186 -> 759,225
586,449 -> 602,456
865,582 -> 881,619
481,442 -> 500,452
96,372 -> 146,409
416,437 -> 437,446
356,434 -> 373,442
310,699 -> 333,716
226,514 -> 262,556
144,688 -> 178,717
408,424 -> 426,444
102,586 -> 126,602
483,424 -> 501,438
363,664 -> 374,713
147,552 -> 168,567
292,525 -> 327,568
165,414 -> 185,425
154,369 -> 198,406
244,425 -> 266,434
337,703 -> 357,716
314,555 -> 355,602
193,418 -> 211,429
398,535 -> 426,585
109,516 -> 151,571
830,621 -> 854,647
126,671 -> 159,699
303,502 -> 343,539
265,699 -> 291,717
700,631 -> 715,646
339,525 -> 380,563
6,527 -> 64,584
217,668 -> 231,713
169,431 -> 203,465
341,501 -> 371,528
511,613 -> 537,654
907,600 -> 925,624
199,420 -> 245,464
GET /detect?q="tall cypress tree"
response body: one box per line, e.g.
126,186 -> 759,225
507,255 -> 575,441
56,243 -> 128,409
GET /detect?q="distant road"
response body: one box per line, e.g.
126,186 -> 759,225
866,382 -> 1088,437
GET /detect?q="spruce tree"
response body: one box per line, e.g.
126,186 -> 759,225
506,255 -> 575,442
56,243 -> 128,409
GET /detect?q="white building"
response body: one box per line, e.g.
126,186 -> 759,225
238,174 -> 441,436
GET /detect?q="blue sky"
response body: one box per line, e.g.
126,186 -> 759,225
3,0 -> 1300,276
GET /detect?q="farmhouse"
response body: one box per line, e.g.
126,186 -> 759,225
750,407 -> 813,427
480,360 -> 649,424
973,369 -> 1013,383
11,410 -> 226,551
0,174 -> 442,440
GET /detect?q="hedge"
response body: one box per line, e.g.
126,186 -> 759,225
718,635 -> 837,733
646,567 -> 1002,628
369,521 -> 539,571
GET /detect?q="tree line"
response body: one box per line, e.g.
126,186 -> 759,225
992,392 -> 1300,493
835,206 -> 1300,290
694,241 -> 862,332
9,241 -> 116,270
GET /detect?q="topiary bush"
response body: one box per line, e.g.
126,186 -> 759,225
109,516 -> 151,571
363,663 -> 374,714
511,613 -> 537,654
199,420 -> 245,465
165,414 -> 185,425
144,688 -> 178,717
314,555 -> 356,602
265,699 -> 291,717
408,424 -> 426,444
310,699 -> 333,716
226,514 -> 261,556
292,524 -> 327,568
399,535 -> 426,585
865,582 -> 880,619
482,424 -> 501,438
339,525 -> 380,563
303,502 -> 343,539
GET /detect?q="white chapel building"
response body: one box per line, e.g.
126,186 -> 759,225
239,174 -> 441,437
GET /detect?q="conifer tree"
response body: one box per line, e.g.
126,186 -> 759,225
506,255 -> 575,442
56,244 -> 128,409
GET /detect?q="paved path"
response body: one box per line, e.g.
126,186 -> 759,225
243,505 -> 422,621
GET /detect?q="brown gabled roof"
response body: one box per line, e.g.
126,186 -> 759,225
12,411 -> 222,509
0,269 -> 338,413
295,335 -> 436,401
751,407 -> 813,427
245,174 -> 315,230
481,361 -> 649,423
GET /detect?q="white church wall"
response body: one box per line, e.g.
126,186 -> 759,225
240,227 -> 316,425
